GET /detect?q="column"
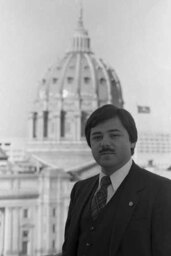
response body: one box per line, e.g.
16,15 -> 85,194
53,112 -> 60,141
65,112 -> 74,140
29,206 -> 35,256
0,209 -> 5,256
4,207 -> 12,255
36,203 -> 42,256
75,112 -> 81,141
28,112 -> 33,140
12,207 -> 19,255
56,177 -> 61,251
38,112 -> 43,140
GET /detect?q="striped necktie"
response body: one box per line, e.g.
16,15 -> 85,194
91,175 -> 111,219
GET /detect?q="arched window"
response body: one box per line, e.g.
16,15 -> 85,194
43,111 -> 48,138
100,78 -> 106,84
52,78 -> 58,84
67,77 -> 74,84
81,111 -> 88,137
98,77 -> 108,102
60,110 -> 66,137
33,112 -> 37,138
84,77 -> 91,84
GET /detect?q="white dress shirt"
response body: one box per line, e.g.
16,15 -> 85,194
98,158 -> 132,203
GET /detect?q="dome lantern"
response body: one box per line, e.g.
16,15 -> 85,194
70,5 -> 91,53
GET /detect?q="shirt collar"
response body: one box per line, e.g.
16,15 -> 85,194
99,158 -> 132,191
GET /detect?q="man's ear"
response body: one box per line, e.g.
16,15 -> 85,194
131,142 -> 136,150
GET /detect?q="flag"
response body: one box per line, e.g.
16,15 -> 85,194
137,106 -> 151,113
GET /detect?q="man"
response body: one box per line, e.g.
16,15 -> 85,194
62,104 -> 171,256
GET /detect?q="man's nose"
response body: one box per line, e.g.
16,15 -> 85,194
100,135 -> 111,146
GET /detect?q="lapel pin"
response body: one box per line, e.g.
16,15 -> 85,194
129,201 -> 134,207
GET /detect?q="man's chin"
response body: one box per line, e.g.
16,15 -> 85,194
100,158 -> 116,168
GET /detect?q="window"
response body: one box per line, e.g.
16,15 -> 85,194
53,78 -> 58,84
22,229 -> 29,254
87,38 -> 90,48
99,77 -> 108,101
23,209 -> 28,218
67,77 -> 74,84
52,224 -> 56,233
84,65 -> 89,70
52,240 -> 56,250
43,111 -> 48,138
22,241 -> 28,254
100,78 -> 106,84
60,110 -> 66,137
4,143 -> 11,146
69,65 -> 75,69
84,77 -> 90,84
52,208 -> 56,217
23,230 -> 28,238
33,112 -> 37,138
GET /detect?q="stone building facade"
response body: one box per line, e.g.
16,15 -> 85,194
0,155 -> 72,255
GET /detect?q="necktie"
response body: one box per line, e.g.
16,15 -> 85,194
91,175 -> 111,219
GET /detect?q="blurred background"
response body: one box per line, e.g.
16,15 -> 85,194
0,0 -> 171,255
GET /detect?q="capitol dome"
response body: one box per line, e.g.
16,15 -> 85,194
29,8 -> 124,143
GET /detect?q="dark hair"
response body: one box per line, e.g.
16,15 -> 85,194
85,104 -> 138,155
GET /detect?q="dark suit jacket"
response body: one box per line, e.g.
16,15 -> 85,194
62,162 -> 171,256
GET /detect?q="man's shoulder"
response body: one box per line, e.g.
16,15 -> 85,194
71,174 -> 98,197
76,174 -> 99,186
133,162 -> 171,186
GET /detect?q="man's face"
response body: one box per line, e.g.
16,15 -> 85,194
90,117 -> 135,175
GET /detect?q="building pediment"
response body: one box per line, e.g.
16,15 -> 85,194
30,150 -> 100,180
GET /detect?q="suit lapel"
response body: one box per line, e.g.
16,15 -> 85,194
109,163 -> 146,256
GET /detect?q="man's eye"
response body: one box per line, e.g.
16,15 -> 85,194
93,135 -> 102,140
110,134 -> 119,138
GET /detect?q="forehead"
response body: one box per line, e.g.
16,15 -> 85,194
91,117 -> 125,133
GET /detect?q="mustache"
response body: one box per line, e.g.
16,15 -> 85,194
99,148 -> 115,154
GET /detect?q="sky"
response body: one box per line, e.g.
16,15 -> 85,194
0,0 -> 171,139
